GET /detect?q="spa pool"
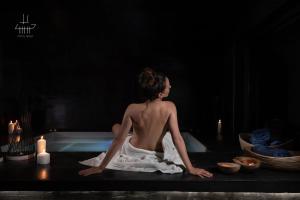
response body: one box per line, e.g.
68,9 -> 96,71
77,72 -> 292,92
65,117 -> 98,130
38,131 -> 207,153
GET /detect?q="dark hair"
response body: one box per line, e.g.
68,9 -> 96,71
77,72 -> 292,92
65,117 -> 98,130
138,68 -> 166,100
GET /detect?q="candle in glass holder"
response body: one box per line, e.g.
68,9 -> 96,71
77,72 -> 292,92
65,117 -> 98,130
37,136 -> 46,154
37,150 -> 50,165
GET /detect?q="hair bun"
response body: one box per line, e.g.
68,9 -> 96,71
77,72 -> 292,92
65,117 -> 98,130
139,67 -> 156,88
138,67 -> 166,100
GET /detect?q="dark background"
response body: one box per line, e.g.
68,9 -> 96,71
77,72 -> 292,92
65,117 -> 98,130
0,0 -> 299,145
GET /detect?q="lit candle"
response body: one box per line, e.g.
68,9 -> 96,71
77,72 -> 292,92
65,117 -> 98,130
217,119 -> 222,134
37,136 -> 46,154
16,124 -> 22,134
13,120 -> 19,133
37,150 -> 50,165
8,121 -> 15,134
217,119 -> 223,141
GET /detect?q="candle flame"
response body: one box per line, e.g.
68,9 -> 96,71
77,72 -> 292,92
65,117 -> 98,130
42,149 -> 46,153
41,136 -> 43,139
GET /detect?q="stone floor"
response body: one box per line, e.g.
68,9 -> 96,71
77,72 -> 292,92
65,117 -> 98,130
0,191 -> 299,200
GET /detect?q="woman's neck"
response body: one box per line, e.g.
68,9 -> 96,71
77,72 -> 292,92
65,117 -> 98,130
146,98 -> 162,104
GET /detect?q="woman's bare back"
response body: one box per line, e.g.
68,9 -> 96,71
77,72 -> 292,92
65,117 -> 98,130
129,100 -> 171,152
79,68 -> 213,178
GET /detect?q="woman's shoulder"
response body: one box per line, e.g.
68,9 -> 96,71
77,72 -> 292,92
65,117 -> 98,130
126,103 -> 144,110
162,101 -> 176,109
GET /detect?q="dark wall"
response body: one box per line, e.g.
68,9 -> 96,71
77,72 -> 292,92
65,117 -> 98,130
0,0 -> 300,143
231,0 -> 300,140
0,1 -> 234,137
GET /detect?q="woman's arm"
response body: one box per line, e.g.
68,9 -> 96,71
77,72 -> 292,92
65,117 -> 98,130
167,102 -> 213,178
79,104 -> 133,176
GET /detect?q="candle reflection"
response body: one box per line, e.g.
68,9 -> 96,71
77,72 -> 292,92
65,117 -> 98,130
15,135 -> 21,143
37,167 -> 49,180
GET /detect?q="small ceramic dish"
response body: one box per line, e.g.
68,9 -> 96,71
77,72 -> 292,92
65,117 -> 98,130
233,156 -> 261,171
217,162 -> 241,174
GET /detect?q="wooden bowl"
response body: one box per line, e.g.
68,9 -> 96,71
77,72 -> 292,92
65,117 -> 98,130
239,133 -> 300,171
217,162 -> 241,174
233,156 -> 261,171
244,148 -> 300,171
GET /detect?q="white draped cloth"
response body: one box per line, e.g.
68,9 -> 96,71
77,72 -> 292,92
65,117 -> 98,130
79,132 -> 185,174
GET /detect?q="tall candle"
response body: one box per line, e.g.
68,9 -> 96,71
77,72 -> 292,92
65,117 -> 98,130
37,136 -> 46,154
37,150 -> 50,165
217,119 -> 223,141
217,119 -> 222,134
8,121 -> 14,134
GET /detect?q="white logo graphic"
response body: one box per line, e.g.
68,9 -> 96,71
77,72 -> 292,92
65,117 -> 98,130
15,14 -> 37,38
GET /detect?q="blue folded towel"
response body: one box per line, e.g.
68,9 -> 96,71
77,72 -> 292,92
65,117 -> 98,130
270,140 -> 281,146
252,145 -> 290,157
250,128 -> 271,146
250,128 -> 289,157
250,128 -> 283,146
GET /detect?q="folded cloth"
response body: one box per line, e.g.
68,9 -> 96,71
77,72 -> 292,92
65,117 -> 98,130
252,145 -> 290,157
79,132 -> 185,174
270,140 -> 282,146
250,128 -> 284,147
250,129 -> 271,146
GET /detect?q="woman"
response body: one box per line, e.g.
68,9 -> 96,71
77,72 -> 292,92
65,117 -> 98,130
79,68 -> 213,178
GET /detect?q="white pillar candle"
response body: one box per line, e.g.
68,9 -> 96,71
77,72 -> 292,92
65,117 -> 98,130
37,150 -> 50,165
217,119 -> 222,134
8,121 -> 14,134
37,136 -> 46,154
217,119 -> 223,141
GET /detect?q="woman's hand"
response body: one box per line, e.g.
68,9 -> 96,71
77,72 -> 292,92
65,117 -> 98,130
188,167 -> 213,178
78,167 -> 104,176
